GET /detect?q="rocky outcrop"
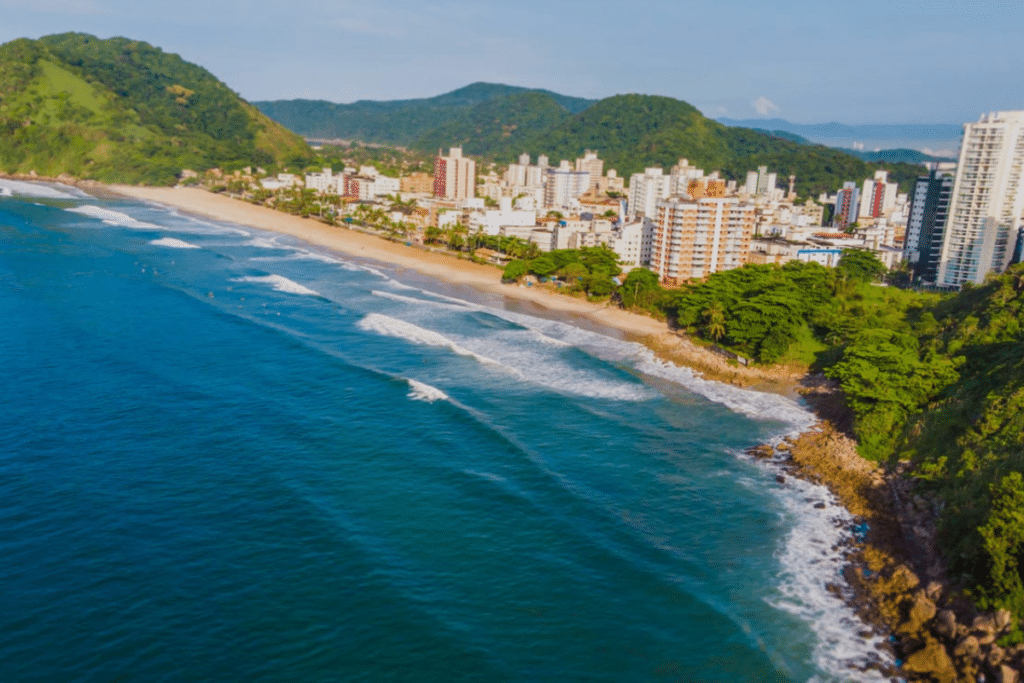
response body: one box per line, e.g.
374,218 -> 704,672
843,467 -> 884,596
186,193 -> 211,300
767,418 -> 1024,683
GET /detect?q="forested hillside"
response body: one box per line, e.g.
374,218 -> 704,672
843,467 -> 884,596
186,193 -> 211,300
255,82 -> 595,145
0,33 -> 313,185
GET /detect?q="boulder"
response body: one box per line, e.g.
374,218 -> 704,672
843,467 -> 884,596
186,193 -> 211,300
903,637 -> 957,683
885,564 -> 921,595
989,644 -> 1007,667
998,664 -> 1020,683
975,614 -> 998,633
996,608 -> 1014,633
925,581 -> 944,602
954,635 -> 981,659
934,609 -> 958,640
900,593 -> 938,635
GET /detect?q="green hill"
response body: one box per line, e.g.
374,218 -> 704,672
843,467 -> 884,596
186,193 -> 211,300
0,33 -> 313,185
412,91 -> 574,158
427,94 -> 924,197
254,82 -> 595,146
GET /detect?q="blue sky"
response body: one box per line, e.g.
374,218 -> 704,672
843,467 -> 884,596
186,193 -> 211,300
0,0 -> 1020,124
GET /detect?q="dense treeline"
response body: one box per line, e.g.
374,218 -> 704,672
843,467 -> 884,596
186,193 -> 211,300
255,82 -> 595,145
0,33 -> 312,184
609,257 -> 1024,621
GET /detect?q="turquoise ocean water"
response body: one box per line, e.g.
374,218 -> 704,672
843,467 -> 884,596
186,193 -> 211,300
0,180 -> 892,682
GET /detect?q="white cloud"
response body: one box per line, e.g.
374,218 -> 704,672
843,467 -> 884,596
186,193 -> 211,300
752,96 -> 780,117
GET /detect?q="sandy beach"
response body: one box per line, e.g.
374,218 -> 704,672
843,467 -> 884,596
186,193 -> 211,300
108,185 -> 803,394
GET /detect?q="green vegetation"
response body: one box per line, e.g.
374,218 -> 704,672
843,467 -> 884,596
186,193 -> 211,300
0,33 -> 313,184
255,82 -> 595,145
608,257 -> 1024,618
261,84 -> 926,198
501,247 -> 622,297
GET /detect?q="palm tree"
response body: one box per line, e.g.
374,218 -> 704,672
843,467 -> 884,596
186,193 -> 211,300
702,301 -> 726,342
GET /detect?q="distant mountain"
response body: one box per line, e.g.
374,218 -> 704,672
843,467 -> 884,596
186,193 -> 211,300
717,117 -> 962,157
415,93 -> 926,197
0,33 -> 313,185
838,148 -> 955,164
255,83 -> 931,197
412,91 -> 575,158
254,82 -> 596,146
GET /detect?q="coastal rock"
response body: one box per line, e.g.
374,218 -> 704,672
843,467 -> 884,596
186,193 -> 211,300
988,644 -> 1006,667
925,580 -> 944,602
954,635 -> 981,659
956,623 -> 970,638
997,664 -> 1020,683
899,593 -> 938,634
934,609 -> 958,640
975,614 -> 998,634
903,636 -> 957,683
775,475 -> 785,484
996,608 -> 1014,633
889,564 -> 921,594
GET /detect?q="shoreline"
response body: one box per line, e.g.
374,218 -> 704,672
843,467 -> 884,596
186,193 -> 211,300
106,184 -> 807,395
7,176 -> 983,679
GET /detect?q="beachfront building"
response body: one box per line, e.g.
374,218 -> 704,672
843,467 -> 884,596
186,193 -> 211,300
467,197 -> 537,236
937,111 -> 1024,287
433,147 -> 476,200
612,219 -> 655,270
903,166 -> 955,282
651,197 -> 755,284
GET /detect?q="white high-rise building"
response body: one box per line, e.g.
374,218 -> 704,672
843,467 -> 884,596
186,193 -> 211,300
627,168 -> 671,219
544,161 -> 590,208
858,170 -> 899,220
575,151 -> 604,192
937,111 -> 1024,287
433,147 -> 476,200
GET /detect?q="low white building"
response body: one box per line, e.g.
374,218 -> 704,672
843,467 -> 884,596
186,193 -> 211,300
612,219 -> 655,269
469,197 -> 537,236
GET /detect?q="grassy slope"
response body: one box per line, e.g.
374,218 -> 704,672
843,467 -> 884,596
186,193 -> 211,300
0,33 -> 312,184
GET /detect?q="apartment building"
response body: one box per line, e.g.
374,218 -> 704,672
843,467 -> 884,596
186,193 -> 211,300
937,111 -> 1024,286
904,166 -> 955,282
433,147 -> 476,200
651,197 -> 755,283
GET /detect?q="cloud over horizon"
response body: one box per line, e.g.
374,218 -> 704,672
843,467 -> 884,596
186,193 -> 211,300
752,96 -> 781,118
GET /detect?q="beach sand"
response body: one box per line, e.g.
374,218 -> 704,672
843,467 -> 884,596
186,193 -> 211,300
108,185 -> 802,394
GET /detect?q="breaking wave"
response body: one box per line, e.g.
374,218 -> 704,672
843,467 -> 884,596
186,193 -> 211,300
406,379 -> 450,403
233,275 -> 321,297
150,237 -> 200,249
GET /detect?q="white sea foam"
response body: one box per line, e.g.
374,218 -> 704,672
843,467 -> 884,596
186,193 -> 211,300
760,465 -> 893,681
243,236 -> 290,250
233,275 -> 321,297
371,289 -> 470,311
150,237 -> 200,249
372,280 -> 813,424
66,205 -> 161,230
356,313 -> 501,367
250,250 -> 346,265
357,313 -> 651,401
0,179 -> 79,199
406,379 -> 449,403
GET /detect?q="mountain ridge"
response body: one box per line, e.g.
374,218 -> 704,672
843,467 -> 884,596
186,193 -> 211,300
0,33 -> 313,185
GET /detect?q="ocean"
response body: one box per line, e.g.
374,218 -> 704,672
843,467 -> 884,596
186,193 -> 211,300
0,180 -> 892,682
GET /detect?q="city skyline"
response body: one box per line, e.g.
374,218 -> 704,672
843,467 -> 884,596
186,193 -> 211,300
0,0 -> 1020,125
